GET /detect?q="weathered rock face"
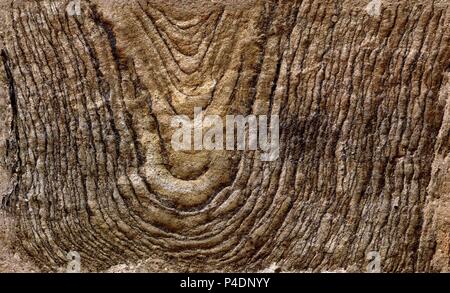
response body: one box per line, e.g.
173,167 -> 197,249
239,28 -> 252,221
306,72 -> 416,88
0,0 -> 449,272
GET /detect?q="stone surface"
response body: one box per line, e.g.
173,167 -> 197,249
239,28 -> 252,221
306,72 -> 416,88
0,0 -> 449,272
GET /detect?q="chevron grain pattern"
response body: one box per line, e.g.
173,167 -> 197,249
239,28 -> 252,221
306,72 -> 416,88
0,0 -> 449,272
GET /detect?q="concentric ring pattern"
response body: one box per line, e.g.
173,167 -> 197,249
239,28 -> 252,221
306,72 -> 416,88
0,0 -> 449,272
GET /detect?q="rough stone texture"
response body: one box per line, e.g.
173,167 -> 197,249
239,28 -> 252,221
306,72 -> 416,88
0,212 -> 37,272
0,0 -> 449,272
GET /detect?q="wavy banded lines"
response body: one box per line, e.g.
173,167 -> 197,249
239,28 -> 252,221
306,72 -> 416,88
0,0 -> 449,272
